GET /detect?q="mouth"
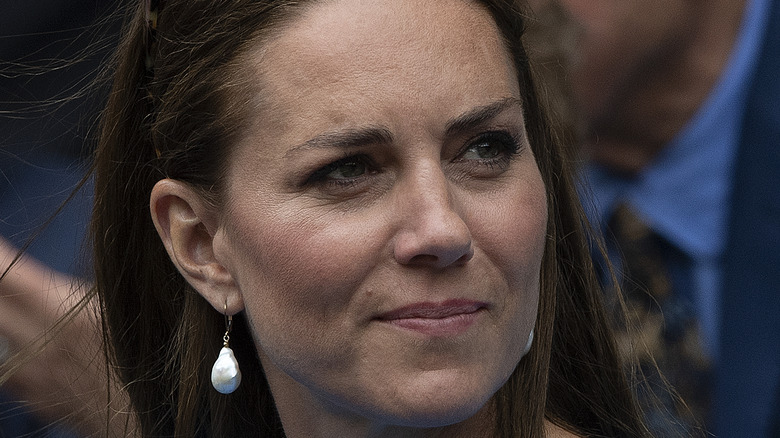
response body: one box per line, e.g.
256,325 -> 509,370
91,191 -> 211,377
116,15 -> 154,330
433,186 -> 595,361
375,299 -> 488,337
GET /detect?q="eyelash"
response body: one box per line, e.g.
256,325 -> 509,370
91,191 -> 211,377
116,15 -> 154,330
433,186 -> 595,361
306,153 -> 377,188
456,130 -> 523,171
305,129 -> 523,189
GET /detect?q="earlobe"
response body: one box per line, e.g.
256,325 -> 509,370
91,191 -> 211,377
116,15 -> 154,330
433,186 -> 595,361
150,179 -> 244,315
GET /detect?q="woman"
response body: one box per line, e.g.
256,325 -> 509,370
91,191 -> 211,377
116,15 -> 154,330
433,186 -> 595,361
92,0 -> 649,436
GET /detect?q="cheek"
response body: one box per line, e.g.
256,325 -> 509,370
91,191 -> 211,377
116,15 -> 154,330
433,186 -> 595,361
466,167 -> 548,335
477,172 -> 547,284
217,202 -> 384,353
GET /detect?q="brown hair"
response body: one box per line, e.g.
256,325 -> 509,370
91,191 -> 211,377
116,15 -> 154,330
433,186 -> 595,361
93,0 -> 649,436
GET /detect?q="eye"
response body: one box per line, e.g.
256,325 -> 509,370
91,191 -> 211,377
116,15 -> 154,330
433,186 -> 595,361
463,138 -> 504,160
306,154 -> 376,187
324,158 -> 367,179
456,131 -> 522,171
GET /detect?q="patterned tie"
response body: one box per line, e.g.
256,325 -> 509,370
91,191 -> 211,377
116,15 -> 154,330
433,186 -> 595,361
606,203 -> 712,435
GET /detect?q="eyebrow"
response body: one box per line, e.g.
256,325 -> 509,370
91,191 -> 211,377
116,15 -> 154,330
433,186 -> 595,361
444,97 -> 524,137
285,126 -> 394,157
285,97 -> 523,157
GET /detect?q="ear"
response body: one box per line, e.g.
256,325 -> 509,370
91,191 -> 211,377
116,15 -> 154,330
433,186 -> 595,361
150,179 -> 244,315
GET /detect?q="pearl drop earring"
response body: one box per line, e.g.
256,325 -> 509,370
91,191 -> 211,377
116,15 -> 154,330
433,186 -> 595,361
211,306 -> 242,394
523,329 -> 534,356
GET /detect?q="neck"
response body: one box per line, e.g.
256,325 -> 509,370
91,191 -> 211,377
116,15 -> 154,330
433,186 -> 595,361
585,0 -> 747,175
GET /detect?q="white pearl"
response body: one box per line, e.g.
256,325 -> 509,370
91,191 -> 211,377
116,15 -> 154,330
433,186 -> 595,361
211,346 -> 241,394
523,329 -> 534,356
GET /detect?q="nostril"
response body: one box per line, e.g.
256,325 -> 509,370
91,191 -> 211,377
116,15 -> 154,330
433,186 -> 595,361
408,254 -> 440,266
403,243 -> 473,268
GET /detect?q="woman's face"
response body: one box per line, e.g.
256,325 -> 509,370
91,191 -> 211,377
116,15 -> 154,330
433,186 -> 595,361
212,0 -> 547,433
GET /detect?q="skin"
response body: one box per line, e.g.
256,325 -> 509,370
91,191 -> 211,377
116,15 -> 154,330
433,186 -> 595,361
0,238 -> 133,437
540,0 -> 747,174
151,0 -> 550,436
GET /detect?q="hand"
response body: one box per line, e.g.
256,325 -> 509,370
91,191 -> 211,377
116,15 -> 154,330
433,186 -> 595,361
0,237 -> 135,437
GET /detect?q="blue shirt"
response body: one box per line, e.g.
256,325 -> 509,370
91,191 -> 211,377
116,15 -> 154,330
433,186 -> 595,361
580,0 -> 772,360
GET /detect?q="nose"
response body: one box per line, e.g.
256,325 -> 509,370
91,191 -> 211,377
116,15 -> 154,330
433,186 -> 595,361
392,165 -> 474,269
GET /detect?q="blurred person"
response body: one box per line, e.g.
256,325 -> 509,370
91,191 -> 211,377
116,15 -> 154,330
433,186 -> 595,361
1,1 -> 122,435
529,0 -> 780,435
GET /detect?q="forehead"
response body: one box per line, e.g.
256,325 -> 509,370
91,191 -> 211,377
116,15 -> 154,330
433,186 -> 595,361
238,0 -> 519,138
277,0 -> 505,61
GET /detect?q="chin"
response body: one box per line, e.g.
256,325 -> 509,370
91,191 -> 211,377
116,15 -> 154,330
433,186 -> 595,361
388,401 -> 489,429
361,370 -> 502,429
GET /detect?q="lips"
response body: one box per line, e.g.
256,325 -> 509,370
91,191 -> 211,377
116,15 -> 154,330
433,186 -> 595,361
375,299 -> 487,336
376,299 -> 486,320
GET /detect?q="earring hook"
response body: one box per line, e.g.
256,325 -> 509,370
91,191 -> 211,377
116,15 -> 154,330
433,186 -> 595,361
223,302 -> 232,347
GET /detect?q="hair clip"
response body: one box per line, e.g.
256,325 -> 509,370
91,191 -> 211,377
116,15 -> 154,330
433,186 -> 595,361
144,0 -> 162,73
145,0 -> 160,31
